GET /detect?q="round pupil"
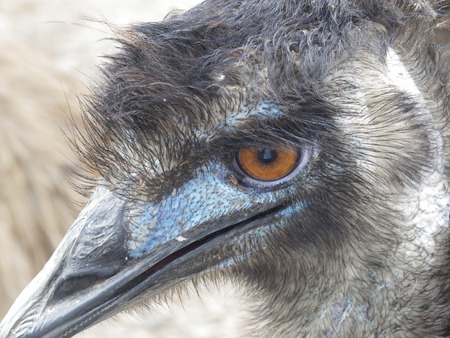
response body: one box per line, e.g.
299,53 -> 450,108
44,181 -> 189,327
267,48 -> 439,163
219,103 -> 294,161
258,148 -> 277,164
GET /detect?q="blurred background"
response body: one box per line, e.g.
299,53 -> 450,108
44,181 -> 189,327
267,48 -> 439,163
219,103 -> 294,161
0,1 -> 245,336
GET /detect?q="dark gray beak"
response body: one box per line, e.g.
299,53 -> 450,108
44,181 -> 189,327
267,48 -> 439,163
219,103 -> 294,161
0,163 -> 287,337
0,185 -> 153,337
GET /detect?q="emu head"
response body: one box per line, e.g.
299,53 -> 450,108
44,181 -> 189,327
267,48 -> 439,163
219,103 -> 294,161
1,0 -> 450,336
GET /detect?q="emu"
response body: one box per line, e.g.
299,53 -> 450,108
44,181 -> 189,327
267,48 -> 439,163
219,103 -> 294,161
1,0 -> 450,336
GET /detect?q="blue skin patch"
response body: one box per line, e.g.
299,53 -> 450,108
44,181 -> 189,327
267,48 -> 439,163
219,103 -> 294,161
127,161 -> 277,257
126,159 -> 304,258
203,101 -> 286,140
226,101 -> 285,123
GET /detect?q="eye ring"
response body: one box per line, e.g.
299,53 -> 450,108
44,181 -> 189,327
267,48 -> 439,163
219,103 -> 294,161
234,144 -> 310,187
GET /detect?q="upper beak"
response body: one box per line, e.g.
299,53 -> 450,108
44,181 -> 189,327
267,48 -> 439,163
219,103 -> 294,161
0,166 -> 285,337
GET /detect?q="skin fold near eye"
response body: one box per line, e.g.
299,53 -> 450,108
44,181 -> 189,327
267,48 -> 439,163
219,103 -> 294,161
237,145 -> 299,181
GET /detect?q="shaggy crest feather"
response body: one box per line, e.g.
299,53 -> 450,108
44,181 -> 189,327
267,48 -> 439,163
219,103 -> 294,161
79,0 -> 447,192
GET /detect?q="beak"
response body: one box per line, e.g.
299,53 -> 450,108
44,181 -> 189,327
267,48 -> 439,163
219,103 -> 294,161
0,164 -> 286,337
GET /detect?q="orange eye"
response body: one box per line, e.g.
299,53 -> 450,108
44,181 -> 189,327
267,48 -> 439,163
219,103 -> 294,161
237,145 -> 299,181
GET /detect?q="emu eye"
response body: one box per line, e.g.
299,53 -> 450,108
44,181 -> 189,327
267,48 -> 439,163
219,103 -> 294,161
236,145 -> 302,182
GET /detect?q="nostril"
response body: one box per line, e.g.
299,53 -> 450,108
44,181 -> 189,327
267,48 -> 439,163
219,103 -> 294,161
51,267 -> 119,303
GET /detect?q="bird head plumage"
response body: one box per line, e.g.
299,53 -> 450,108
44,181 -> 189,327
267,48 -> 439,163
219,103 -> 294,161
1,0 -> 450,336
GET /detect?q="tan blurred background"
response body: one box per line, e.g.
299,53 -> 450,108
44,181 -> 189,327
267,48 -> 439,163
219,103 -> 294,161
0,1 -> 245,336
